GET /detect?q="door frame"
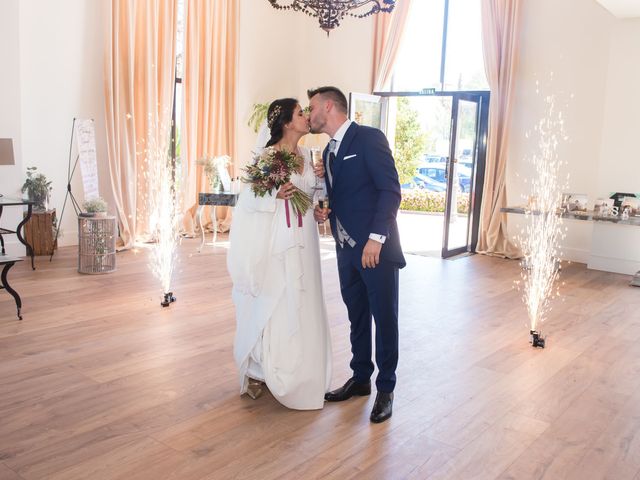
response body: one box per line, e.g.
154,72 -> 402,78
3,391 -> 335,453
373,90 -> 490,257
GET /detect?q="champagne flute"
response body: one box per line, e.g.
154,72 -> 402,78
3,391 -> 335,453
310,147 -> 323,191
318,196 -> 329,236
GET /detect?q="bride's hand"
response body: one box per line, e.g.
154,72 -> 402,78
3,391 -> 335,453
276,182 -> 295,200
313,163 -> 325,178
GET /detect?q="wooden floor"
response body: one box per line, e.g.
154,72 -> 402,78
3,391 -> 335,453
1,237 -> 640,480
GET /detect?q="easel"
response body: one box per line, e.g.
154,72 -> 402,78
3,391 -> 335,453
50,118 -> 84,261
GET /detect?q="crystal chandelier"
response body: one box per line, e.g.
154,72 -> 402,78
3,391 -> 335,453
267,0 -> 396,34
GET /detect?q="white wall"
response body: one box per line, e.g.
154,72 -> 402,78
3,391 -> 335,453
18,0 -> 110,248
506,0 -> 616,263
0,0 -> 24,256
236,2 -> 375,169
589,18 -> 640,274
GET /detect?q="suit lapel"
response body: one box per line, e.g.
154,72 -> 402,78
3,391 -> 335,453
332,122 -> 358,184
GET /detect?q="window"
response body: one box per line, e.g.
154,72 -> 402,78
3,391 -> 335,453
389,0 -> 488,92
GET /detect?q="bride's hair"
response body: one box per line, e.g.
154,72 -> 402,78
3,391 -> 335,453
265,98 -> 298,148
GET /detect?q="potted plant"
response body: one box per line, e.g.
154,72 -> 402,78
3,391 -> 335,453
197,155 -> 230,193
21,167 -> 52,212
81,197 -> 108,217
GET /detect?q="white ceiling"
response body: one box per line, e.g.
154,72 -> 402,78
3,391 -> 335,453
595,0 -> 640,18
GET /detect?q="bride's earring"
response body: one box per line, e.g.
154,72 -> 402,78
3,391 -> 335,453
246,378 -> 264,400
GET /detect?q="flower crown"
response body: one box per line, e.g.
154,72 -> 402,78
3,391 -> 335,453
267,105 -> 282,129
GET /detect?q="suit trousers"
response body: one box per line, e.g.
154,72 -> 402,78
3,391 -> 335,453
336,242 -> 399,393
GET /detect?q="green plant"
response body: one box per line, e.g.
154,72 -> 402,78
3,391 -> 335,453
197,155 -> 230,192
21,167 -> 52,211
83,197 -> 107,213
247,102 -> 270,133
400,190 -> 469,215
394,98 -> 428,185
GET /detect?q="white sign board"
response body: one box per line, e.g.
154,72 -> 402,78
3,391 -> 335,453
75,119 -> 100,200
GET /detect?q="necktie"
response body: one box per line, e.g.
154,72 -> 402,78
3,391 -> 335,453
328,139 -> 337,177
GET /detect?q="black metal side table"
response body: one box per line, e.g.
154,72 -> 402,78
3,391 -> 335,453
0,196 -> 35,270
0,255 -> 23,319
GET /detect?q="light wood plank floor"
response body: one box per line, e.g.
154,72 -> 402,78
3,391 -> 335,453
1,237 -> 640,480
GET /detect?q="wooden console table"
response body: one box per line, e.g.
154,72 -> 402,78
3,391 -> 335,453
0,197 -> 35,270
197,192 -> 238,252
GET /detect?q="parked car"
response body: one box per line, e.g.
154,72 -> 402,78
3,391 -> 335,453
401,173 -> 447,192
423,154 -> 448,164
417,162 -> 472,193
414,173 -> 447,192
459,149 -> 473,170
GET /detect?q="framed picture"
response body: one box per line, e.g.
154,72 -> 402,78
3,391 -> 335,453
561,193 -> 588,213
593,198 -> 614,216
609,192 -> 638,210
621,196 -> 639,216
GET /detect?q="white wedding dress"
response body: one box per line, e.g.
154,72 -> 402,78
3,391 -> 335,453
227,147 -> 332,410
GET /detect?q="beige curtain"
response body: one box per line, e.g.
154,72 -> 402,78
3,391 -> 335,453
104,0 -> 178,248
181,0 -> 239,236
476,0 -> 521,258
371,0 -> 413,92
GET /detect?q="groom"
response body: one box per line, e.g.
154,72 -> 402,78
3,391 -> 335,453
309,86 -> 405,423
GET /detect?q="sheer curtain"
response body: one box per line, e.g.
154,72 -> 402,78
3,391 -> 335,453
104,0 -> 178,248
371,0 -> 413,92
181,0 -> 239,236
476,0 -> 521,258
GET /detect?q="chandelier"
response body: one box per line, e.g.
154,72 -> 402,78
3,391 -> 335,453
267,0 -> 396,34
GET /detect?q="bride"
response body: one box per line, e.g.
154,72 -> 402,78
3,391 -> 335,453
227,98 -> 332,410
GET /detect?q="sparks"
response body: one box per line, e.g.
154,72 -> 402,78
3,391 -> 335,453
516,89 -> 569,336
140,117 -> 181,305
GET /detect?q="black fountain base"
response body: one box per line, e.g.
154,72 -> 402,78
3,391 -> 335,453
161,292 -> 176,307
530,330 -> 545,348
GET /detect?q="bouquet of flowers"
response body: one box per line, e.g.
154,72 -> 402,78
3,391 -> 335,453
243,147 -> 312,223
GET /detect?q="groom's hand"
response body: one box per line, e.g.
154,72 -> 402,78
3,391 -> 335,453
362,239 -> 382,269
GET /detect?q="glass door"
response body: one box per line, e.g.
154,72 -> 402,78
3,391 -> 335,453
442,93 -> 484,258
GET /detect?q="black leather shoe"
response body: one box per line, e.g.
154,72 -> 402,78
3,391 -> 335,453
370,392 -> 393,423
324,378 -> 371,402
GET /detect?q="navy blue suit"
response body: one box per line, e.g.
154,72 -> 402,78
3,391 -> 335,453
324,122 -> 405,393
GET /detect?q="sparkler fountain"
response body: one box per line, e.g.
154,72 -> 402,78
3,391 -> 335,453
143,122 -> 181,308
516,84 -> 570,348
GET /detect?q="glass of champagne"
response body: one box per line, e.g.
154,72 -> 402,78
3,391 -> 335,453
310,147 -> 323,191
318,196 -> 329,236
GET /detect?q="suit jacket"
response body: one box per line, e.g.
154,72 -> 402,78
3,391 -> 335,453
324,122 -> 406,268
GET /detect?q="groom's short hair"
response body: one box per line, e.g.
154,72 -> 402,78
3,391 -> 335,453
307,86 -> 348,114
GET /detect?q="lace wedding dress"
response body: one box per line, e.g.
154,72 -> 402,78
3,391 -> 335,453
227,147 -> 332,410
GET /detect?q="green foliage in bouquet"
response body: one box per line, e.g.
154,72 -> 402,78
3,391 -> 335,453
243,147 -> 312,216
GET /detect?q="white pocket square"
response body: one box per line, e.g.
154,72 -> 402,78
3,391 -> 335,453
343,154 -> 357,160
